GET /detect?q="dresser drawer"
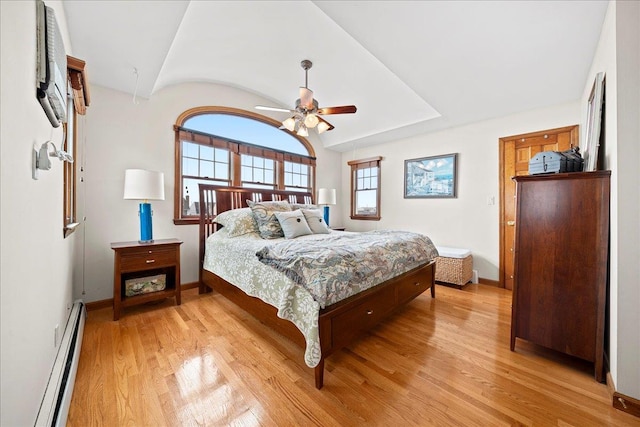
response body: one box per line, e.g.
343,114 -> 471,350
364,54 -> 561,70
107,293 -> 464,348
119,247 -> 177,271
396,269 -> 430,304
331,285 -> 395,349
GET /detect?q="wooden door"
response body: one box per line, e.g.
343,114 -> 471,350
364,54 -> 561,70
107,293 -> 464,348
498,125 -> 578,289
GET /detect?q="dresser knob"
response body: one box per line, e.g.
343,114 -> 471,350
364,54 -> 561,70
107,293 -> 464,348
414,282 -> 420,286
366,310 -> 373,315
146,259 -> 156,264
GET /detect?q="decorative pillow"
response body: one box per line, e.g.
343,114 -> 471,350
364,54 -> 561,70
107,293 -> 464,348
274,210 -> 313,239
213,208 -> 258,237
301,209 -> 330,234
246,200 -> 292,239
291,203 -> 319,211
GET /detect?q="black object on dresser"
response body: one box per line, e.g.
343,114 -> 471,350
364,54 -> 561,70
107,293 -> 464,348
510,171 -> 610,382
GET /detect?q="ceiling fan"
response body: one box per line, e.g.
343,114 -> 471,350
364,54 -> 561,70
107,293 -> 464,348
256,59 -> 357,136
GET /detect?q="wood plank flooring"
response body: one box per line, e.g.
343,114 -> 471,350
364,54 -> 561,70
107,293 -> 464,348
67,284 -> 637,426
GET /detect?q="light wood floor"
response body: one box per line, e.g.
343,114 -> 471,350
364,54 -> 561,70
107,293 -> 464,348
68,284 -> 637,426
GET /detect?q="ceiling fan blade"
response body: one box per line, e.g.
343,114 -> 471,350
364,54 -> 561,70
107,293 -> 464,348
317,105 -> 357,115
255,105 -> 294,113
299,87 -> 314,110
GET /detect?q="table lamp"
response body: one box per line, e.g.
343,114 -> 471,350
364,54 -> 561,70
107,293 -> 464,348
123,169 -> 165,243
317,188 -> 336,227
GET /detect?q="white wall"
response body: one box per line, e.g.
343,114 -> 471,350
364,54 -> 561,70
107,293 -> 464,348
79,83 -> 342,302
0,1 -> 77,425
613,0 -> 640,400
585,0 -> 640,399
340,102 -> 580,281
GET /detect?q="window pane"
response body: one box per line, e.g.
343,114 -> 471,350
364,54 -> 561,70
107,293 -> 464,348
183,141 -> 199,158
184,113 -> 309,155
215,148 -> 227,161
241,165 -> 252,181
214,162 -> 229,180
357,169 -> 364,178
200,145 -> 214,161
371,167 -> 378,177
264,169 -> 274,184
255,169 -> 264,183
357,178 -> 364,190
285,162 -> 292,172
356,190 -> 378,215
183,158 -> 198,176
200,160 -> 214,177
183,177 -> 229,217
265,159 -> 274,170
285,174 -> 292,186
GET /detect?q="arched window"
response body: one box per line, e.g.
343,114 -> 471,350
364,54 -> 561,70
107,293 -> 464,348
173,107 -> 316,224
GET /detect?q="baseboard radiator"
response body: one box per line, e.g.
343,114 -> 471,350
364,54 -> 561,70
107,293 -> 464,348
35,300 -> 86,427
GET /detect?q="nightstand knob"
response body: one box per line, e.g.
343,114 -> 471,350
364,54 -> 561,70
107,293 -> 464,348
366,309 -> 374,315
146,259 -> 156,264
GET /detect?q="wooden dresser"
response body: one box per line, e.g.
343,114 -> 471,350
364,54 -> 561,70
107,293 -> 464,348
510,171 -> 610,382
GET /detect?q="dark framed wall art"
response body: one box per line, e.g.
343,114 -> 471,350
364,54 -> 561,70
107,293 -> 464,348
404,153 -> 457,198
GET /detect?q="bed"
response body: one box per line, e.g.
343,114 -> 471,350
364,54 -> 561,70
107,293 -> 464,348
198,184 -> 438,389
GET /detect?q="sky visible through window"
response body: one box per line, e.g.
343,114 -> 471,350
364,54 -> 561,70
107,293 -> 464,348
184,114 -> 308,155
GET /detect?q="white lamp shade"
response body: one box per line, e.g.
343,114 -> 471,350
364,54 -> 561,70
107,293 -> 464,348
282,117 -> 296,132
317,188 -> 336,205
123,169 -> 165,200
316,121 -> 331,134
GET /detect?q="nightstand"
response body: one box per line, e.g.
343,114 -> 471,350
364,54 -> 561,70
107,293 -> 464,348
111,238 -> 183,320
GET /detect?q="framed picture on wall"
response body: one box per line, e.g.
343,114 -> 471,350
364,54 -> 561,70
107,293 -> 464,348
404,153 -> 457,198
583,72 -> 605,172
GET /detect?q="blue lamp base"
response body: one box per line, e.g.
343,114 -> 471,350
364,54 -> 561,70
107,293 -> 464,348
139,202 -> 153,243
323,205 -> 330,227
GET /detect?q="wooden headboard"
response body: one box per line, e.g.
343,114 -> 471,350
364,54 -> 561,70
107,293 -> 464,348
198,184 -> 314,273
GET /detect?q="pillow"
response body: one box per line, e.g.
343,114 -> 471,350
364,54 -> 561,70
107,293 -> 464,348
274,210 -> 313,239
291,203 -> 318,211
246,200 -> 292,239
213,208 -> 258,237
301,209 -> 330,234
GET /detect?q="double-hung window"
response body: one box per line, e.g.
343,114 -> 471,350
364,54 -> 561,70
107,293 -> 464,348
63,56 -> 90,237
348,156 -> 382,221
174,107 -> 316,224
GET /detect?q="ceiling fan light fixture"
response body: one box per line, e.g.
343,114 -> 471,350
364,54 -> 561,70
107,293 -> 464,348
304,113 -> 319,128
297,124 -> 309,137
258,59 -> 356,135
316,120 -> 331,134
282,117 -> 296,132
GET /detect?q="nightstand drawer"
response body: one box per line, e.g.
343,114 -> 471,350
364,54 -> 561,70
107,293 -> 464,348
119,250 -> 176,271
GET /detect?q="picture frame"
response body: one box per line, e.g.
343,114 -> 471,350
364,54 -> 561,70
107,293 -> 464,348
404,153 -> 457,198
583,72 -> 605,172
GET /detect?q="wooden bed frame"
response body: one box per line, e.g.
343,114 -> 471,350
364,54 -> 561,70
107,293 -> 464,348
198,184 -> 436,389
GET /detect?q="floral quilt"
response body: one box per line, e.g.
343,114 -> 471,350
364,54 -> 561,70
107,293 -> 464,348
203,229 -> 437,368
256,230 -> 439,309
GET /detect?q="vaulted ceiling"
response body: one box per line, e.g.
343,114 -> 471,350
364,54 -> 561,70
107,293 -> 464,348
62,1 -> 608,151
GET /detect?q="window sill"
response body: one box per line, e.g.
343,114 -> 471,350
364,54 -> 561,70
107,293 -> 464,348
350,216 -> 381,221
173,218 -> 199,225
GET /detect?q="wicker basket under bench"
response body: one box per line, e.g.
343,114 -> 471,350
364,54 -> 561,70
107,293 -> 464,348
435,246 -> 473,289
